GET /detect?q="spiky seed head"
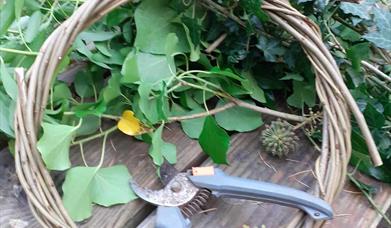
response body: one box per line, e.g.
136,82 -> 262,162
261,119 -> 299,157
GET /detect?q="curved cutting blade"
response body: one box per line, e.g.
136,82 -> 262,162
130,173 -> 199,207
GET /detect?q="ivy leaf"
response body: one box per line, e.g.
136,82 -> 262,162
0,60 -> 17,99
62,165 -> 137,222
340,2 -> 374,20
14,0 -> 24,19
256,37 -> 285,62
182,16 -> 202,61
287,81 -> 316,108
117,110 -> 142,136
73,101 -> 106,118
350,130 -> 391,183
239,0 -> 269,22
24,11 -> 42,43
346,43 -> 370,72
134,0 -> 189,54
180,107 -> 206,139
37,122 -> 80,170
363,8 -> 391,50
121,51 -> 176,84
280,73 -> 304,81
215,100 -> 263,132
0,0 -> 15,36
0,91 -> 14,137
79,30 -> 119,42
363,104 -> 385,128
138,84 -> 159,124
149,125 -> 177,166
102,72 -> 121,103
241,72 -> 266,103
210,67 -> 244,81
199,116 -> 230,164
53,83 -> 72,102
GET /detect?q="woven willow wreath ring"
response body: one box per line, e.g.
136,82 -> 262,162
14,0 -> 382,227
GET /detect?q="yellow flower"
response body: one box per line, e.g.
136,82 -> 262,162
117,110 -> 143,136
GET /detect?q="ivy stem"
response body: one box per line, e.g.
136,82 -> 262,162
168,102 -> 236,121
63,112 -> 120,120
178,79 -> 306,122
348,173 -> 391,226
97,131 -> 109,169
71,125 -> 117,146
0,47 -> 39,56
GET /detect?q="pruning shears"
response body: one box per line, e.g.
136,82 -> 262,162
131,163 -> 333,228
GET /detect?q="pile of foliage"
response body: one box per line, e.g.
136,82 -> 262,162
0,0 -> 390,222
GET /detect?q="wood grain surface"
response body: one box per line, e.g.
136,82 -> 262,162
137,128 -> 391,228
1,123 -> 390,228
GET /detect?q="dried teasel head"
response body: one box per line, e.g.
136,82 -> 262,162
261,119 -> 299,157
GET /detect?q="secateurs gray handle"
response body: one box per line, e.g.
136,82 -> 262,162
188,168 -> 333,220
132,167 -> 333,228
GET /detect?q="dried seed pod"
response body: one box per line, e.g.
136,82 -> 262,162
261,119 -> 299,157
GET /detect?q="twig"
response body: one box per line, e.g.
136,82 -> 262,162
168,102 -> 236,121
72,125 -> 117,145
258,151 -> 277,173
361,61 -> 391,83
205,33 -> 227,53
348,174 -> 391,226
0,47 -> 39,56
288,169 -> 312,178
229,97 -> 306,122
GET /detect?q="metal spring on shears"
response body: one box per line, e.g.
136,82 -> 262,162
180,188 -> 211,218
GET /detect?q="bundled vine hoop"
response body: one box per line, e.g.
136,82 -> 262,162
14,0 -> 382,227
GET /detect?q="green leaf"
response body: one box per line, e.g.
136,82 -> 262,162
210,67 -> 244,81
102,72 -> 121,103
215,100 -> 263,132
256,37 -> 285,62
340,2 -> 373,20
79,30 -> 119,42
63,165 -> 137,222
75,115 -> 101,137
0,91 -> 14,137
280,73 -> 304,81
24,10 -> 42,43
181,16 -> 202,61
53,83 -> 71,102
149,125 -> 177,166
90,165 -> 137,206
134,0 -> 189,54
62,167 -> 95,221
0,60 -> 17,99
363,104 -> 385,128
346,43 -> 370,72
239,0 -> 269,22
14,0 -> 24,19
241,72 -> 266,103
287,81 -> 316,108
37,122 -> 80,170
199,116 -> 230,164
363,8 -> 391,50
121,51 -> 176,84
138,84 -> 159,124
180,107 -> 206,139
0,0 -> 15,36
73,101 -> 106,118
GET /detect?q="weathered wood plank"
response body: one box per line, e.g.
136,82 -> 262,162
78,123 -> 206,228
0,123 -> 207,228
138,128 -> 391,228
0,148 -> 40,228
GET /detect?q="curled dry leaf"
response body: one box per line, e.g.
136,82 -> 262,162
117,110 -> 148,136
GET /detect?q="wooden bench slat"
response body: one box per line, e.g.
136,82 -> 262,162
138,129 -> 391,228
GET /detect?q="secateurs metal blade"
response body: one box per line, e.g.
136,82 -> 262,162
131,165 -> 333,228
